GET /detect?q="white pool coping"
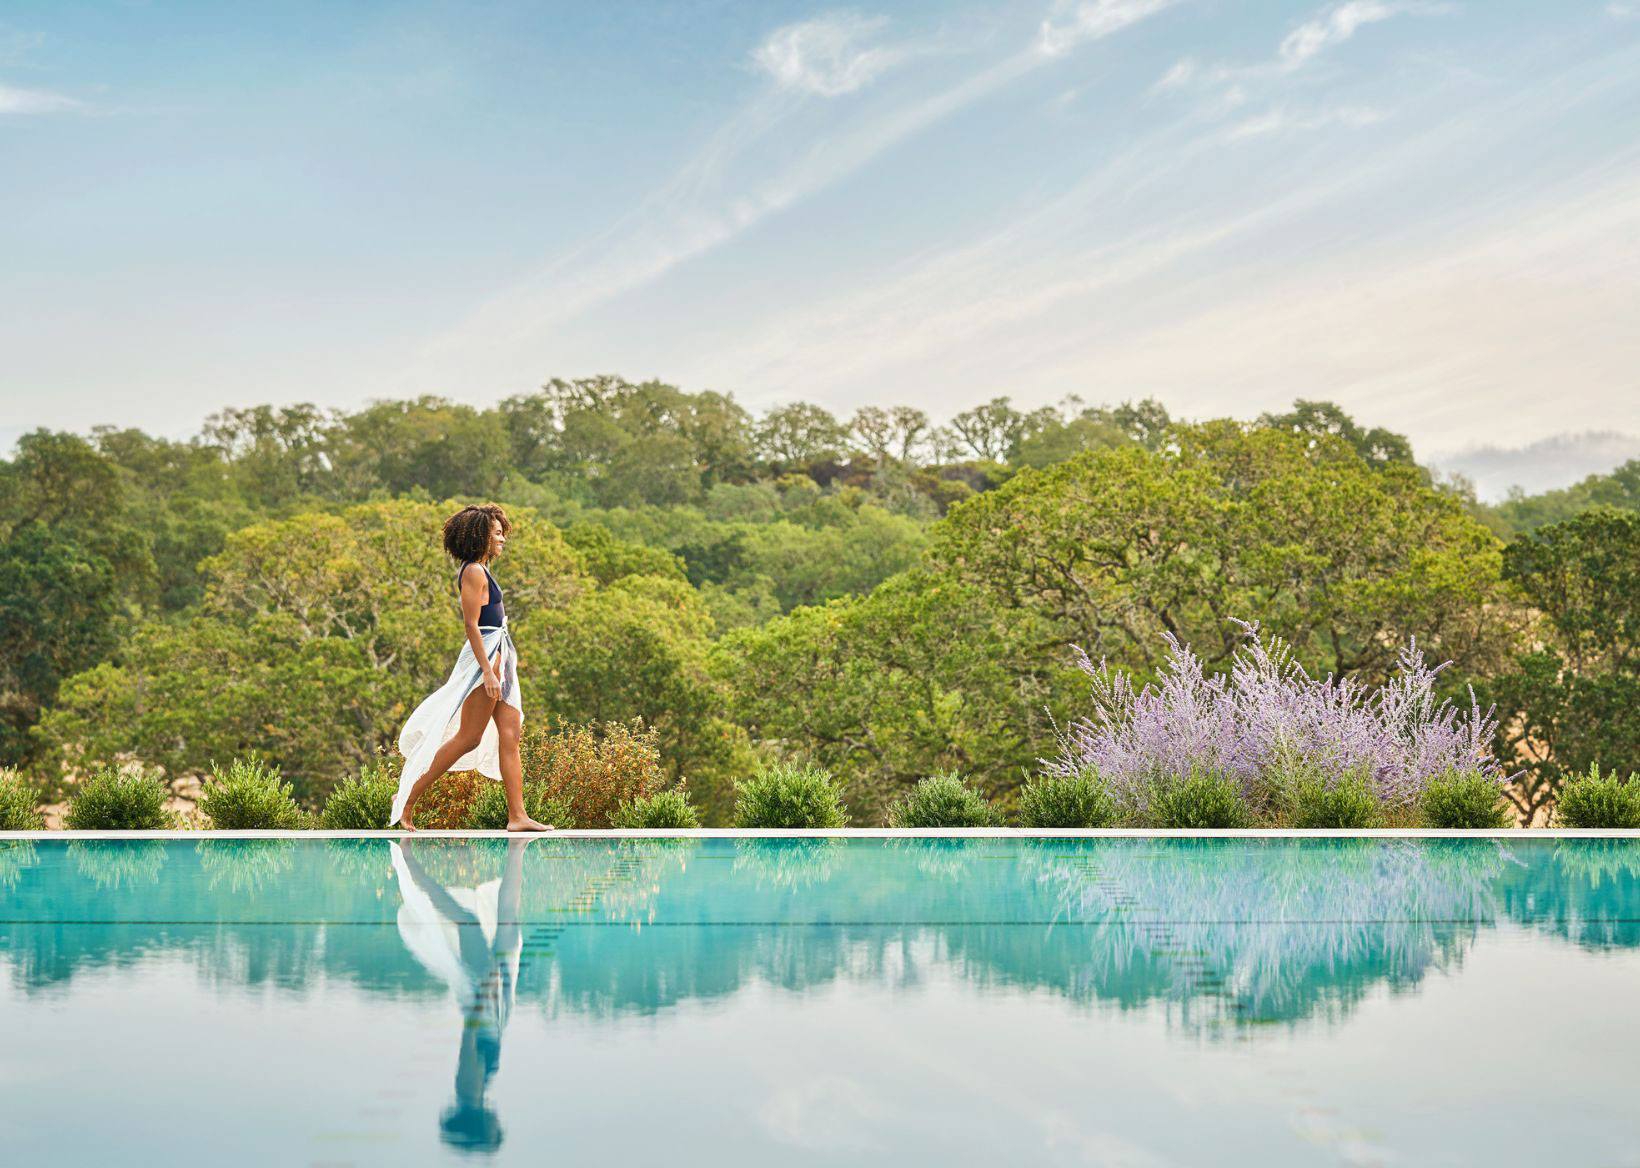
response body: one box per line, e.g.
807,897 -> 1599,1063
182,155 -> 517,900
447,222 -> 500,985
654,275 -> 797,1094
3,828 -> 1638,840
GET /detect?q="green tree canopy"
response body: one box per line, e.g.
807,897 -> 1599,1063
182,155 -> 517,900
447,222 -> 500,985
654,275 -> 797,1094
39,500 -> 585,799
1486,508 -> 1640,821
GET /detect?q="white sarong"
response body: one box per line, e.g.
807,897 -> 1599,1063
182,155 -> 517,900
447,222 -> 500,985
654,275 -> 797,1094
392,623 -> 521,827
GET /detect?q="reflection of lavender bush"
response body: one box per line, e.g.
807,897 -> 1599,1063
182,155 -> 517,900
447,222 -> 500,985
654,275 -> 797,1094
1046,621 -> 1503,811
1025,838 -> 1507,1032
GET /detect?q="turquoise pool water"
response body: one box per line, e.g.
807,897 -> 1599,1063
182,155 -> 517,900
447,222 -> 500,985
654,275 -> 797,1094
1,835 -> 1637,1166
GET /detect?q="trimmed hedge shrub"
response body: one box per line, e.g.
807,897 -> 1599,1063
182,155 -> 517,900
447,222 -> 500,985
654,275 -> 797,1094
64,768 -> 172,831
612,788 -> 701,829
1018,770 -> 1115,828
1419,769 -> 1512,829
199,758 -> 306,830
886,773 -> 1000,828
1271,760 -> 1382,830
1556,765 -> 1640,829
1145,767 -> 1253,829
319,764 -> 398,830
466,782 -> 575,830
734,763 -> 848,829
0,768 -> 42,831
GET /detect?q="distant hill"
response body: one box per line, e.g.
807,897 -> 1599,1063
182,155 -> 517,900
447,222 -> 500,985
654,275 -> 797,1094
1433,432 -> 1640,502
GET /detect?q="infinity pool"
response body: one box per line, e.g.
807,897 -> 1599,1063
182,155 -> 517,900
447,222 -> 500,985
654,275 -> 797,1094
1,835 -> 1637,1166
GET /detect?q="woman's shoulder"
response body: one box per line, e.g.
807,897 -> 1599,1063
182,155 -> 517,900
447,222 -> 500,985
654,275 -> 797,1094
457,561 -> 489,587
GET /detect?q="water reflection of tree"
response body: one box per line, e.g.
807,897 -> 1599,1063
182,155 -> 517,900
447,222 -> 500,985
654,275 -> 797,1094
0,839 -> 36,889
2,839 -> 1637,1038
69,840 -> 169,889
1495,840 -> 1640,951
196,840 -> 296,894
732,838 -> 840,889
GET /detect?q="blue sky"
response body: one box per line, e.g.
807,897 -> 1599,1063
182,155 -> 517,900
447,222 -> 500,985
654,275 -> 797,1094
2,1 -> 1638,462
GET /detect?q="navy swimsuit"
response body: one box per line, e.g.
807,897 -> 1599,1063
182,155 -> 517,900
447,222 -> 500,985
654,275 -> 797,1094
459,562 -> 505,628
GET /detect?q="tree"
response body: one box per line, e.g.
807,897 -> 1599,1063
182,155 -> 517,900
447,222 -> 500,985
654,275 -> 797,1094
1257,399 -> 1415,469
1095,398 -> 1173,451
717,571 -> 1062,820
850,405 -> 930,464
929,421 -> 1512,682
0,525 -> 122,765
944,397 -> 1056,463
719,422 -> 1517,813
754,402 -> 848,470
522,575 -> 747,815
38,500 -> 585,799
330,397 -> 512,500
202,403 -> 338,505
1485,508 -> 1640,822
1014,414 -> 1129,469
1490,459 -> 1640,536
502,377 -> 756,506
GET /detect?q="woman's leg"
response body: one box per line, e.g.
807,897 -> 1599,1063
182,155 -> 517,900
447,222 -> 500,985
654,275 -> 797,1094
397,684 -> 496,830
492,702 -> 552,832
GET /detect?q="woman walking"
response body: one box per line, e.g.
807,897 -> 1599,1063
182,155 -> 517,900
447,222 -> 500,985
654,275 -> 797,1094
391,504 -> 553,832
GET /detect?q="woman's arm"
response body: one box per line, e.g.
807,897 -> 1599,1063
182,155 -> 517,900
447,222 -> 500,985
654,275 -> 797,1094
460,563 -> 501,699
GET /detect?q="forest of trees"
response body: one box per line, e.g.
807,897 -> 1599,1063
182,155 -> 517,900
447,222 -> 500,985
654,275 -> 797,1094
2,378 -> 1634,823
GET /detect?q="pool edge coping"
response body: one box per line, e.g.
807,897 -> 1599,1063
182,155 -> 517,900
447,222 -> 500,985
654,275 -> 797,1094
4,828 -> 1639,840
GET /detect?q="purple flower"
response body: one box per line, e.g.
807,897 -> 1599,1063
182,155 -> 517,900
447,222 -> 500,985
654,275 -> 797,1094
1045,621 -> 1504,808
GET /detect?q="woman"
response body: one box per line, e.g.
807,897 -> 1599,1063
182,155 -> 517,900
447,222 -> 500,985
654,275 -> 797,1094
391,504 -> 553,832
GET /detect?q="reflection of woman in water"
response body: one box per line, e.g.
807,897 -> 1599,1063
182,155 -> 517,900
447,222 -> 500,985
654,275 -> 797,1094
392,837 -> 534,1154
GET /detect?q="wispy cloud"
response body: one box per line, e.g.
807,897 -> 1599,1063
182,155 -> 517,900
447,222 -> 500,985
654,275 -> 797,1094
1608,3 -> 1638,19
1037,0 -> 1180,57
1154,1 -> 1439,140
0,81 -> 78,114
1278,1 -> 1411,68
418,1 -> 1178,387
1226,104 -> 1385,139
752,12 -> 908,97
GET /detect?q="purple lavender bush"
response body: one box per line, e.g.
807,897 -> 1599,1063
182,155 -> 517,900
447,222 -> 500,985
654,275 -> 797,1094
1044,620 -> 1506,823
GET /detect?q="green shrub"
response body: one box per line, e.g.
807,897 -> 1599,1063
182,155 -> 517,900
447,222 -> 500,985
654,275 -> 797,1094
64,768 -> 172,831
199,758 -> 307,830
886,773 -> 1000,828
612,788 -> 701,829
1018,770 -> 1115,828
1418,769 -> 1512,829
319,763 -> 398,830
1144,767 -> 1253,829
1267,758 -> 1382,829
734,762 -> 848,829
1556,765 -> 1640,829
466,782 -> 576,830
0,768 -> 42,831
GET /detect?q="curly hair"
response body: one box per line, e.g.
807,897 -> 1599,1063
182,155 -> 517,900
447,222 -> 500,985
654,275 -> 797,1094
442,504 -> 510,564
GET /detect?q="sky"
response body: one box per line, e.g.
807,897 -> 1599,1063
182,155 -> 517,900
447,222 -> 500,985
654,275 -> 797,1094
2,0 -> 1638,472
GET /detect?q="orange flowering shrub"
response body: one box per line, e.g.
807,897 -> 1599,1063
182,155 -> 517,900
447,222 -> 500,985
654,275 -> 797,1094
412,771 -> 485,829
522,720 -> 664,828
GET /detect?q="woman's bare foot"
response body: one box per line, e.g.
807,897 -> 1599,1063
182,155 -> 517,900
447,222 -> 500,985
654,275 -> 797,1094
506,817 -> 554,832
396,813 -> 417,832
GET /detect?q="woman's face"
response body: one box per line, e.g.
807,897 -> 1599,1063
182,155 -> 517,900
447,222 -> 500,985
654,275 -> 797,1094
488,519 -> 507,559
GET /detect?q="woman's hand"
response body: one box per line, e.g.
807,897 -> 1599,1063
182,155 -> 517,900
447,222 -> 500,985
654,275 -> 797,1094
482,666 -> 501,700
